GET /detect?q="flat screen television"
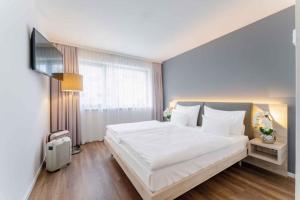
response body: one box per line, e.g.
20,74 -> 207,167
31,28 -> 63,76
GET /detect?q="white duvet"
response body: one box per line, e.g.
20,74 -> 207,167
114,124 -> 240,170
106,120 -> 173,142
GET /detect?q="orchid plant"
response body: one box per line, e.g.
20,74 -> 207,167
253,111 -> 274,136
163,107 -> 173,121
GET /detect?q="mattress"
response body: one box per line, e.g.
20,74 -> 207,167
105,128 -> 248,192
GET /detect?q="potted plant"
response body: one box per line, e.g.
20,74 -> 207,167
254,111 -> 276,144
163,107 -> 173,121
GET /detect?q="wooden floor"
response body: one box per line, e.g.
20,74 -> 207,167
30,142 -> 295,200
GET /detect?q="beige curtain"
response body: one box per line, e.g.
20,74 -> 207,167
152,63 -> 164,121
50,44 -> 81,146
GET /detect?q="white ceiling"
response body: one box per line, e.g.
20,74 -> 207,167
37,0 -> 295,62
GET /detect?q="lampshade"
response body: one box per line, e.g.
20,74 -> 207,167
54,73 -> 83,92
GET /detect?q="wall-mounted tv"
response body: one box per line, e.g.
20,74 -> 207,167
30,28 -> 63,76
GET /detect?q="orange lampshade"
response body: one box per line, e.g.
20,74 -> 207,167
54,73 -> 83,92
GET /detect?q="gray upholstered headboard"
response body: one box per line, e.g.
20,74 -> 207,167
176,101 -> 253,138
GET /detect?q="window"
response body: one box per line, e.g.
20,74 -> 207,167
79,57 -> 153,111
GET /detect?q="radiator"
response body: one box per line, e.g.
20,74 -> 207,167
46,137 -> 72,172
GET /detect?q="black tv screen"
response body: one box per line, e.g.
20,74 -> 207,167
31,28 -> 63,76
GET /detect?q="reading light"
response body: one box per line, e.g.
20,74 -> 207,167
53,73 -> 83,92
169,98 -> 283,106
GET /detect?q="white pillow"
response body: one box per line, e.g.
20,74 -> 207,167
176,104 -> 200,127
170,110 -> 189,126
202,115 -> 231,136
204,106 -> 246,135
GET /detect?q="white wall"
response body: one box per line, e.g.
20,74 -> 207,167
0,1 -> 50,200
296,0 -> 300,199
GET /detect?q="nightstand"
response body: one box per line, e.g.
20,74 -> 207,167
248,138 -> 287,165
243,103 -> 288,176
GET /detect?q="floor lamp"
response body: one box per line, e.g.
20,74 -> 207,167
54,73 -> 83,154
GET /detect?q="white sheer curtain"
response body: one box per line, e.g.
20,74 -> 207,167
78,49 -> 154,143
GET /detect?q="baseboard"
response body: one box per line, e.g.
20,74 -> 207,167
23,158 -> 45,200
288,172 -> 295,178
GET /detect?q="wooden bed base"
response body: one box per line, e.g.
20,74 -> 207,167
104,138 -> 247,200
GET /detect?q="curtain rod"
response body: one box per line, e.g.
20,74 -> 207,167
51,40 -> 162,64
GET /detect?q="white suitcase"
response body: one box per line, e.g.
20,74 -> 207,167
46,137 -> 72,172
49,130 -> 70,141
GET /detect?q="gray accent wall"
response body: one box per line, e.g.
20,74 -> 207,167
162,7 -> 295,173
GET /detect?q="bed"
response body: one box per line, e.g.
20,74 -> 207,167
104,102 -> 253,200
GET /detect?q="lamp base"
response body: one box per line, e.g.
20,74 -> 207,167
72,145 -> 81,155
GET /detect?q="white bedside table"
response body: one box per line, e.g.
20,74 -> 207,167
248,138 -> 287,165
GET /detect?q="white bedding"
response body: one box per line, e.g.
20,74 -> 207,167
105,129 -> 248,192
117,126 -> 239,170
106,120 -> 173,142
